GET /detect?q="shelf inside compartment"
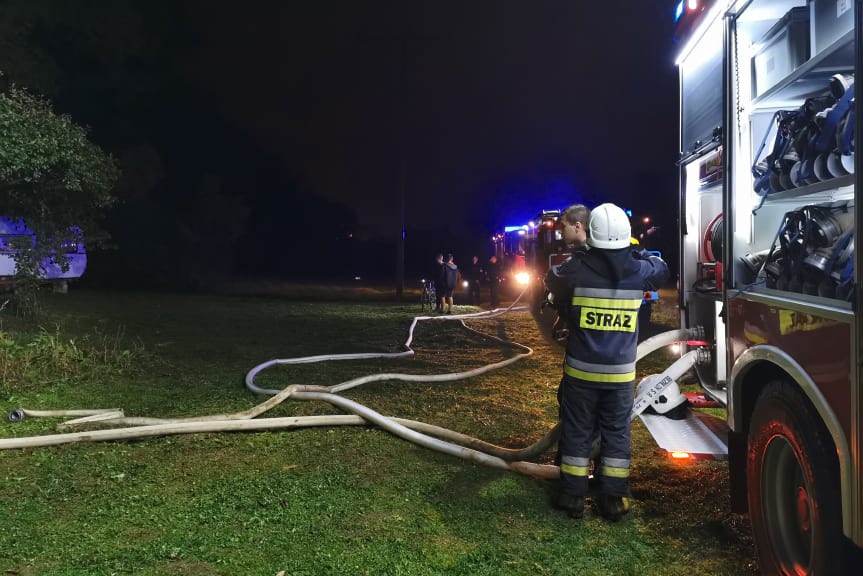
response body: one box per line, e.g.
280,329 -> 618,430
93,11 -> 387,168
752,173 -> 855,203
751,30 -> 854,108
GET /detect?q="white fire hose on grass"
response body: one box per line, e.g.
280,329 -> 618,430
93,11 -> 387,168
2,289 -> 707,480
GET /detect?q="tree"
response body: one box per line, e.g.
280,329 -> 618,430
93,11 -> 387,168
0,78 -> 119,313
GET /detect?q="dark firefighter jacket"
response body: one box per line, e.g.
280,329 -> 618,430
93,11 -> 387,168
545,247 -> 669,388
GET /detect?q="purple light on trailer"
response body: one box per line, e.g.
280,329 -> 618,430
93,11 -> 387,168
0,216 -> 87,281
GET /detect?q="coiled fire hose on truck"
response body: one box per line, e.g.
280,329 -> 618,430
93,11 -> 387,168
1,289 -> 707,480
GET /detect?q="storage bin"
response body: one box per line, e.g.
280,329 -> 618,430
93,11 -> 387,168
810,0 -> 854,55
752,6 -> 810,98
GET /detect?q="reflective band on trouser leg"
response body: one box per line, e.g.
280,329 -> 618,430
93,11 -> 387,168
600,457 -> 630,477
560,456 -> 591,478
600,467 -> 630,478
600,457 -> 630,498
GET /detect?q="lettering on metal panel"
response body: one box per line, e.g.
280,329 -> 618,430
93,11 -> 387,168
777,310 -> 836,336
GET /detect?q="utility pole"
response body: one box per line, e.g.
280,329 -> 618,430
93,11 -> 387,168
395,33 -> 407,299
396,154 -> 406,298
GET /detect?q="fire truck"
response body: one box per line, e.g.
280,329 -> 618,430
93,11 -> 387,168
671,0 -> 862,573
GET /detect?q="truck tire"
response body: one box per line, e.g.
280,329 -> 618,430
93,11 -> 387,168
747,380 -> 845,575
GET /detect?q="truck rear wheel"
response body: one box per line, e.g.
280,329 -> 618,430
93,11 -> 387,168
747,381 -> 845,575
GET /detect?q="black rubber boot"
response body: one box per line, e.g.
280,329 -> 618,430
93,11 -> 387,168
596,494 -> 631,522
557,494 -> 585,519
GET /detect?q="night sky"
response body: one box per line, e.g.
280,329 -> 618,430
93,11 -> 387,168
189,1 -> 681,233
2,0 -> 681,284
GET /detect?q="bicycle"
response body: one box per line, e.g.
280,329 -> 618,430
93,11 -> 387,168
420,280 -> 437,312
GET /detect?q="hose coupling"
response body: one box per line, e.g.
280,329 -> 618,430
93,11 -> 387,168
8,409 -> 24,423
687,326 -> 705,340
695,348 -> 712,365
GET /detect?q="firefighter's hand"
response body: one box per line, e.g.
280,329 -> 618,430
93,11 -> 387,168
552,315 -> 569,343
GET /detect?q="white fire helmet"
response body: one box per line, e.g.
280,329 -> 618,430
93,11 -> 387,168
588,203 -> 631,250
637,375 -> 688,416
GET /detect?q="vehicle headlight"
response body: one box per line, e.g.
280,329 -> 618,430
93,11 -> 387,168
515,272 -> 530,285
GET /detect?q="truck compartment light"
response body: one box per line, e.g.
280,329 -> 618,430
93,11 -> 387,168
675,0 -> 729,66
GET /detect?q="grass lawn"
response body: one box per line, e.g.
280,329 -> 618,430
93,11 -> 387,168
0,287 -> 758,575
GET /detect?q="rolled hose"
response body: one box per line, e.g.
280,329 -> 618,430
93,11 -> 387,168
2,288 -> 704,481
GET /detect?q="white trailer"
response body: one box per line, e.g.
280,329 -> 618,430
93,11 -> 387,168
0,216 -> 87,292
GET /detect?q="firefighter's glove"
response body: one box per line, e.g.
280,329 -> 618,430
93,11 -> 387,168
541,290 -> 554,309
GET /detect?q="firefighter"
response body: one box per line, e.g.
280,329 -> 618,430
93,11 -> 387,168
486,255 -> 502,308
433,253 -> 446,312
545,203 -> 668,521
464,255 -> 483,306
441,253 -> 459,314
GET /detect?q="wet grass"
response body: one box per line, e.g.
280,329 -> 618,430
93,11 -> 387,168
0,287 -> 757,575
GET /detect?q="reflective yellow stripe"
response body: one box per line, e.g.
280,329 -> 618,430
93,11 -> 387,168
571,296 -> 642,309
579,308 -> 638,332
560,463 -> 590,477
600,466 -> 630,479
564,364 -> 635,383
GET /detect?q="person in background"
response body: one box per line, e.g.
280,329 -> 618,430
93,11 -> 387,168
464,255 -> 483,306
486,255 -> 501,308
560,204 -> 590,252
545,203 -> 668,522
548,204 -> 591,342
441,253 -> 459,314
433,253 -> 445,312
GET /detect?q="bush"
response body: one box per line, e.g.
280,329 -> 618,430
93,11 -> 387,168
0,79 -> 119,315
0,324 -> 141,397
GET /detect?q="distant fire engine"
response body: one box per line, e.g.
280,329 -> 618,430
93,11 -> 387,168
496,210 -> 660,324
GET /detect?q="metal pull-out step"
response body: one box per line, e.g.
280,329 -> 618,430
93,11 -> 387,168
638,409 -> 729,460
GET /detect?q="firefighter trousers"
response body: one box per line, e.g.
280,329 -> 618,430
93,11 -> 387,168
558,378 -> 633,498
